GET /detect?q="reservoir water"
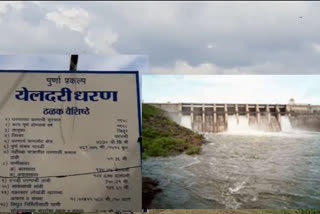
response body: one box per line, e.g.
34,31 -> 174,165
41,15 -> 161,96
142,130 -> 320,209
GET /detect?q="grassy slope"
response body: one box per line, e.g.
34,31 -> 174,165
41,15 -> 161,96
142,104 -> 205,159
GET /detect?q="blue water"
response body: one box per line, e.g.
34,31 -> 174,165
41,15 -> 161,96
142,131 -> 320,209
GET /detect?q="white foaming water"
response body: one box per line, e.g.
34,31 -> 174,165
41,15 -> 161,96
178,114 -> 313,138
227,115 -> 251,132
224,115 -> 302,137
281,116 -> 293,132
217,130 -> 317,138
143,130 -> 320,209
180,115 -> 192,129
229,180 -> 247,194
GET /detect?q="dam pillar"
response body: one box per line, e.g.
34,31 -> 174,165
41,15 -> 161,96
235,104 -> 239,124
266,104 -> 271,123
202,104 -> 205,132
224,104 -> 228,129
276,105 -> 281,123
213,104 -> 217,132
256,104 -> 260,123
191,104 -> 194,131
285,105 -> 291,117
245,104 -> 249,119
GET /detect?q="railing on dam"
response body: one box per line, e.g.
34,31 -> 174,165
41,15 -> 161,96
146,103 -> 320,133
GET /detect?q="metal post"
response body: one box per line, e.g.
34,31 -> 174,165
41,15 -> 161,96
69,54 -> 79,71
69,54 -> 78,131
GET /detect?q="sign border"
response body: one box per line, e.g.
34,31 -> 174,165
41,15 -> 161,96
0,69 -> 143,211
0,69 -> 142,149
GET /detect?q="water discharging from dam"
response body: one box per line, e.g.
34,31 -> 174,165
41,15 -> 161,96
281,116 -> 293,132
227,115 -> 293,133
177,114 -> 292,133
227,115 -> 252,133
143,114 -> 320,209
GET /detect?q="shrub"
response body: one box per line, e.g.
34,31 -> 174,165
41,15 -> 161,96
142,127 -> 162,138
142,104 -> 163,120
143,137 -> 185,157
185,145 -> 201,155
142,153 -> 148,160
142,103 -> 205,159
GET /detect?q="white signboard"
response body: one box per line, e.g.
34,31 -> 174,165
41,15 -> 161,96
0,70 -> 142,213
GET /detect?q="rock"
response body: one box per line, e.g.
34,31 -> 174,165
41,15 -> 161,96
142,177 -> 162,209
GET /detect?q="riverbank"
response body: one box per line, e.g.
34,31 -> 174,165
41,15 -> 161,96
142,177 -> 162,209
142,104 -> 205,159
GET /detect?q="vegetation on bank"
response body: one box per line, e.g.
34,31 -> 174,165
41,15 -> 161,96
142,104 -> 205,159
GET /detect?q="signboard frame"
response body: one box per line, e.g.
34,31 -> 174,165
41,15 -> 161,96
0,69 -> 142,212
0,69 -> 142,137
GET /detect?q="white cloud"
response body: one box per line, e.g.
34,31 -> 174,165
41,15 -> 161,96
0,2 -> 23,15
207,43 -> 217,49
154,91 -> 320,105
46,8 -> 90,33
150,60 -> 293,74
31,1 -> 41,7
105,2 -> 180,28
84,30 -> 118,54
312,43 -> 320,53
77,55 -> 144,70
151,61 -> 221,74
45,6 -> 119,54
149,75 -> 320,104
1,1 -> 320,74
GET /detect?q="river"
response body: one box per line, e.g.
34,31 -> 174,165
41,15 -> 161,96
142,130 -> 320,209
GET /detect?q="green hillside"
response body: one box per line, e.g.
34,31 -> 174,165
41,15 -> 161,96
142,104 -> 205,159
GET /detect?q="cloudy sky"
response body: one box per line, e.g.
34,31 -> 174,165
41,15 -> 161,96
1,1 -> 320,74
143,75 -> 320,104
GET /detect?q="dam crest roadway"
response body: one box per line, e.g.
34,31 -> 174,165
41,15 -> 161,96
147,103 -> 320,133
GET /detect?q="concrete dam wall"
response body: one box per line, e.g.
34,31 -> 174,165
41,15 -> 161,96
147,103 -> 320,133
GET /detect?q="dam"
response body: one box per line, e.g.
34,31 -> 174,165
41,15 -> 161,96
143,102 -> 320,209
147,103 -> 320,133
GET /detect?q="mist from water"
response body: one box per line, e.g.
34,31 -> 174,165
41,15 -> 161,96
177,114 -> 295,134
227,115 -> 252,133
281,116 -> 293,132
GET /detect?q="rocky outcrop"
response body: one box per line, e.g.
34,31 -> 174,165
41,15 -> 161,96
142,177 -> 162,209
